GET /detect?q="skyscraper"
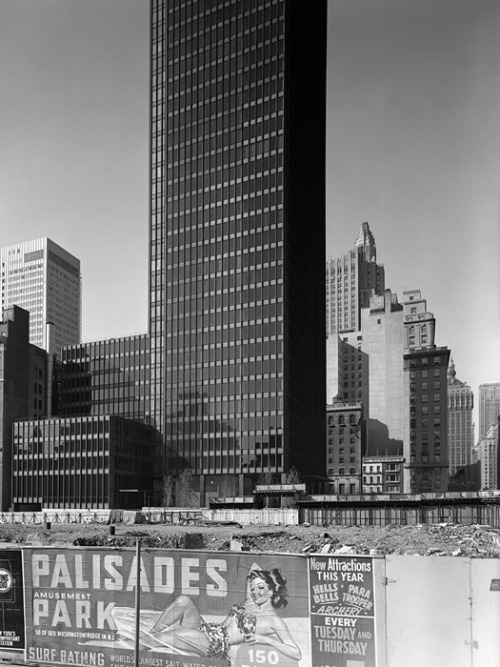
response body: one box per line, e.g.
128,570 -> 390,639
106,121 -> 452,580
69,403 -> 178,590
326,221 -> 384,406
402,290 -> 450,493
150,0 -> 327,503
362,289 -> 404,451
478,382 -> 500,442
473,420 -> 499,490
0,238 -> 81,356
326,222 -> 385,336
447,358 -> 474,476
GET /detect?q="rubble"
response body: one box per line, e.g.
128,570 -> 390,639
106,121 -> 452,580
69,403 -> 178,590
1,521 -> 499,557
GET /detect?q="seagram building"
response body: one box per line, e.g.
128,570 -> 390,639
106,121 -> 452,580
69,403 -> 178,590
150,0 -> 327,503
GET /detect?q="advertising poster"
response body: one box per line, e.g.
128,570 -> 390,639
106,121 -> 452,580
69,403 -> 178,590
23,548 -> 310,667
0,550 -> 25,650
309,555 -> 376,667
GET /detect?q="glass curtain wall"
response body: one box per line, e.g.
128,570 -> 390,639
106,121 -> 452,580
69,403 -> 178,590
150,0 -> 326,501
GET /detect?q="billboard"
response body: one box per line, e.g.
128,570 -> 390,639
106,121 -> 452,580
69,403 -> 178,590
309,555 -> 376,667
23,548 -> 312,667
0,550 -> 24,651
22,547 -> 379,667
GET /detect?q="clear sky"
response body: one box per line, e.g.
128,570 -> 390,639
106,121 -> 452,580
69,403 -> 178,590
1,0 -> 499,431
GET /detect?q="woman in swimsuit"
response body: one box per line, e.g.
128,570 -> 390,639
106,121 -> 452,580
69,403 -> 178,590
150,566 -> 302,663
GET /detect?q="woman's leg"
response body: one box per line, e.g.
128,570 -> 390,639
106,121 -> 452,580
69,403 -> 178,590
152,595 -> 201,632
158,627 -> 211,656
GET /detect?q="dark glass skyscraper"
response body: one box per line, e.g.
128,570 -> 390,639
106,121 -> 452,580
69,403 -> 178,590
150,0 -> 327,503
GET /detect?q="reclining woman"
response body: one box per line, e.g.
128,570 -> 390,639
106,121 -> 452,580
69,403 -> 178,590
150,564 -> 302,664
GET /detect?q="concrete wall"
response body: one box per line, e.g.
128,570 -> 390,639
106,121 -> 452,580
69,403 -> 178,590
384,555 -> 500,667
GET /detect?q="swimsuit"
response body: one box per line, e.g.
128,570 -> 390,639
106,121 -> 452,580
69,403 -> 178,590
199,618 -> 230,661
230,603 -> 257,639
199,604 -> 257,661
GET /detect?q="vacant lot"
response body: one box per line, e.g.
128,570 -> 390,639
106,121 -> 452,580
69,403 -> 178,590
0,520 -> 499,557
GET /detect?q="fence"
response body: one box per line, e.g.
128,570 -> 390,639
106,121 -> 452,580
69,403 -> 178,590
1,501 -> 499,528
300,501 -> 500,528
0,509 -> 112,525
203,507 -> 299,525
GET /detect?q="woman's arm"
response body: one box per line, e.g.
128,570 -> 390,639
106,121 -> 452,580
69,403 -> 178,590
252,617 -> 302,661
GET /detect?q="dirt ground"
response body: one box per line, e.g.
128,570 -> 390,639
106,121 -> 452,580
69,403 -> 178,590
1,520 -> 499,557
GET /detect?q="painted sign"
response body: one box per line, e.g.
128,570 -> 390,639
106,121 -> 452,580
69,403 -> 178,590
22,548 -> 311,667
0,550 -> 24,650
309,555 -> 376,667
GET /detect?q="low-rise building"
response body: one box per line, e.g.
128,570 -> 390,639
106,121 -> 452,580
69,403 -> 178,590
362,455 -> 404,494
12,415 -> 159,510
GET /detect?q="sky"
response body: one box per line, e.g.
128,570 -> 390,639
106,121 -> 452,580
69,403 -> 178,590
0,0 -> 499,429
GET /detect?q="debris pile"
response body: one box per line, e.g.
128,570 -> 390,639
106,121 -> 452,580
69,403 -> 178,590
1,522 -> 499,557
211,523 -> 500,557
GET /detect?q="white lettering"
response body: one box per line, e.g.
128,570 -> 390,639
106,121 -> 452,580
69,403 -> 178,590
206,559 -> 227,597
182,559 -> 200,595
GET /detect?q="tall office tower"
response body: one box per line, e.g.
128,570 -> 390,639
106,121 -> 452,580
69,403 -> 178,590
447,358 -> 474,476
326,222 -> 385,336
478,382 -> 500,441
361,289 -> 405,452
0,238 -> 81,356
150,0 -> 327,503
402,290 -> 450,493
473,420 -> 499,490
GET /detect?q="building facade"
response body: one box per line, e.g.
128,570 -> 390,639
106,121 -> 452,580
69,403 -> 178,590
326,401 -> 365,495
0,238 -> 81,356
12,415 -> 158,510
362,455 -> 404,495
403,347 -> 450,493
326,222 -> 385,336
473,419 -> 499,490
60,334 -> 150,422
0,306 -> 52,510
150,0 -> 327,503
478,382 -> 500,442
361,289 -> 405,452
402,290 -> 450,494
326,225 -> 453,495
447,358 -> 474,477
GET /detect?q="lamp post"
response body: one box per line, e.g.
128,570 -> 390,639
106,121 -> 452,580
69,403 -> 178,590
134,540 -> 141,667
